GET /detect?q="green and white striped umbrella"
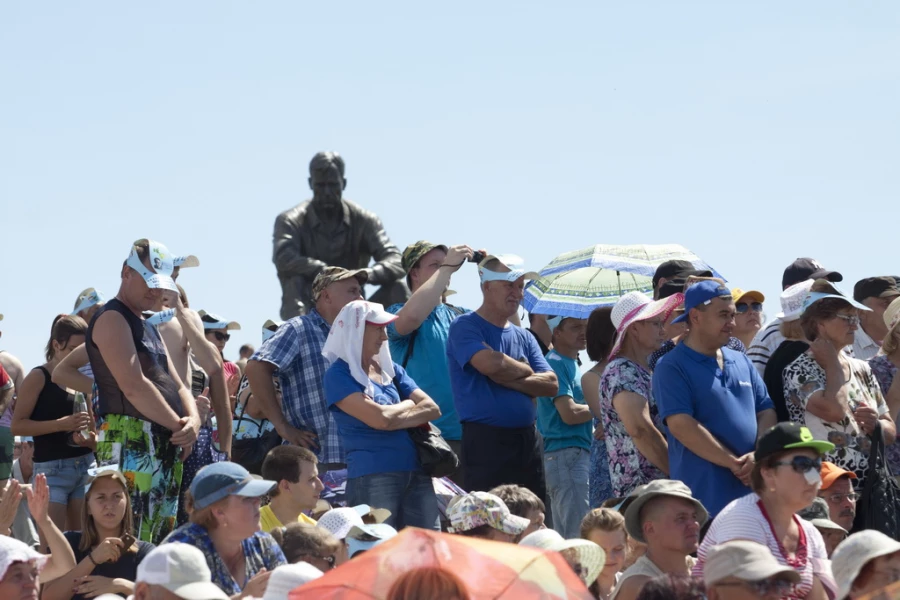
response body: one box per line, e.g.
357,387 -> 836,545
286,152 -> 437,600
523,243 -> 722,318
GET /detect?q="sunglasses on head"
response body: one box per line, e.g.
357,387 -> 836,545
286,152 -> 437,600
735,302 -> 763,313
209,331 -> 230,342
773,455 -> 821,474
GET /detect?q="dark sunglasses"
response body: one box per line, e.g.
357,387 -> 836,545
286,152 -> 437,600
736,302 -> 763,313
209,331 -> 230,342
773,456 -> 821,474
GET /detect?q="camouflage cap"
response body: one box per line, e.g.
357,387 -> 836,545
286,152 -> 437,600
312,267 -> 369,303
401,241 -> 448,274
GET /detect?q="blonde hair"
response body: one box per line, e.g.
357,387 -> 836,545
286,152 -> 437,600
580,507 -> 625,539
79,473 -> 136,553
884,327 -> 900,356
779,319 -> 806,341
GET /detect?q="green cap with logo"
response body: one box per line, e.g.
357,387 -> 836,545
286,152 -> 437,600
311,267 -> 369,303
755,422 -> 835,462
401,241 -> 448,274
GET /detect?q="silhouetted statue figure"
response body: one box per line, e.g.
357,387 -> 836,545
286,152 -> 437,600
272,152 -> 409,319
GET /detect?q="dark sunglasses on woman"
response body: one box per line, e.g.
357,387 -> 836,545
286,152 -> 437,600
773,456 -> 822,474
209,331 -> 230,342
735,302 -> 763,314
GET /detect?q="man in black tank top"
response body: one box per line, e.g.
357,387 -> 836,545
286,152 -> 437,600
85,238 -> 200,544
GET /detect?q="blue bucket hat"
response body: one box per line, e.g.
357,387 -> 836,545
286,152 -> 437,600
671,280 -> 733,324
189,462 -> 276,509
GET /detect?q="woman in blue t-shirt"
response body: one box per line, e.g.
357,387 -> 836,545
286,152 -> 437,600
322,300 -> 442,531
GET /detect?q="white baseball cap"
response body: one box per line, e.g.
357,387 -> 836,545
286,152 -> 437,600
136,544 -> 229,600
317,507 -> 365,540
776,280 -> 815,322
261,563 -> 322,600
125,239 -> 179,293
198,311 -> 242,331
478,254 -> 540,283
346,523 -> 398,557
832,530 -> 900,600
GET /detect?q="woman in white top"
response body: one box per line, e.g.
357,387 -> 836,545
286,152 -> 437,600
782,280 -> 896,488
693,422 -> 835,600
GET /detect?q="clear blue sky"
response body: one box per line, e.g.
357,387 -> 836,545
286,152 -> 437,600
2,2 -> 898,367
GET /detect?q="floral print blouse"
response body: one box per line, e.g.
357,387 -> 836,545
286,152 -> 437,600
868,355 -> 900,474
600,357 -> 666,496
782,353 -> 888,486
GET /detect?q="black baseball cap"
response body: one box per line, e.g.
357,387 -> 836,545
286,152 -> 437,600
853,277 -> 900,304
755,422 -> 834,462
652,260 -> 712,290
782,258 -> 842,290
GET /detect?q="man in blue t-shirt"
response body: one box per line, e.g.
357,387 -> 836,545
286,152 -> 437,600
537,316 -> 592,539
387,241 -> 476,486
446,254 -> 558,501
652,280 -> 777,518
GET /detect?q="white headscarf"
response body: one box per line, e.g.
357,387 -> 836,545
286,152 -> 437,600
322,301 -> 398,397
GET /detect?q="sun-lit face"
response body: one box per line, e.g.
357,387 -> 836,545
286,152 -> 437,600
585,528 -> 627,578
87,477 -> 128,532
0,561 -> 40,600
214,495 -> 262,540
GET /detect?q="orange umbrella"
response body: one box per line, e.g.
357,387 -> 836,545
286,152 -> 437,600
289,528 -> 593,600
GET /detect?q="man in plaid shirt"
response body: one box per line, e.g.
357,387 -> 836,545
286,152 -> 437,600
246,267 -> 367,479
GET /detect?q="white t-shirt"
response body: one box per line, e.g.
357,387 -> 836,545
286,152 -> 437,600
694,493 -> 831,599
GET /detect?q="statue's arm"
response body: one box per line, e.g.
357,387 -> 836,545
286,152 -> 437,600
361,213 -> 405,285
272,212 -> 327,277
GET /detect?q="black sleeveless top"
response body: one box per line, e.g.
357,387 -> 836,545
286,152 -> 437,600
30,367 -> 92,463
85,298 -> 184,424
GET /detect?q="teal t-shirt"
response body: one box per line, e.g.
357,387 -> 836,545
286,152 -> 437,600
387,303 -> 467,441
537,350 -> 592,452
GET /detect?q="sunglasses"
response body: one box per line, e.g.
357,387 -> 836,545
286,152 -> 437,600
773,456 -> 822,474
834,313 -> 860,326
735,302 -> 763,313
209,331 -> 230,342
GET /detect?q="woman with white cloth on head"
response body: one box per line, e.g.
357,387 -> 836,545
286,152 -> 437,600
322,301 -> 442,531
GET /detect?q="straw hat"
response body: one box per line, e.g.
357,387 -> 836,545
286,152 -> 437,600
519,529 -> 605,587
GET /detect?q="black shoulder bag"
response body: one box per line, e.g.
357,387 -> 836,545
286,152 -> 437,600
230,394 -> 282,475
392,376 -> 459,479
851,420 -> 900,538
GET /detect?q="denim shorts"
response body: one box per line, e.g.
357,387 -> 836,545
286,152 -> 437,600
34,455 -> 97,504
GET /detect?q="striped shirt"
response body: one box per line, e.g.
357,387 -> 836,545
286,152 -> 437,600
693,493 -> 829,599
748,319 -> 784,376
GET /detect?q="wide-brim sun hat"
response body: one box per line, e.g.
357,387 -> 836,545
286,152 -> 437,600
624,480 -> 709,544
703,540 -> 801,587
519,529 -> 605,587
809,518 -> 847,534
832,530 -> 900,600
608,291 -> 683,360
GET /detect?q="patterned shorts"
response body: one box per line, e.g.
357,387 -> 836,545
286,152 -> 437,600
95,414 -> 183,545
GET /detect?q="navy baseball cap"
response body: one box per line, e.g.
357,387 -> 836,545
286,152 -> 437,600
189,462 -> 276,509
671,280 -> 732,324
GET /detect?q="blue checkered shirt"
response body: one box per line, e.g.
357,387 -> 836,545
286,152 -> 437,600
250,309 -> 343,464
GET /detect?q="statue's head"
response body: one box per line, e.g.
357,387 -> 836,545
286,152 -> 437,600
309,151 -> 347,208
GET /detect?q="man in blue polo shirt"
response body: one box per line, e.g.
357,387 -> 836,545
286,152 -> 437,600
447,254 -> 558,500
652,280 -> 777,518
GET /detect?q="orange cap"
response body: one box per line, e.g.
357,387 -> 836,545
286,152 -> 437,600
820,461 -> 858,490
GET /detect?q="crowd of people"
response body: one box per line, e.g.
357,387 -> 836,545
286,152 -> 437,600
1,234 -> 900,600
